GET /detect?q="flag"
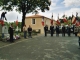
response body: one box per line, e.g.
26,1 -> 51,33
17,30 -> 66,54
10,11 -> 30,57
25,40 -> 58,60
63,14 -> 68,23
50,13 -> 53,25
63,18 -> 68,23
16,16 -> 18,26
75,20 -> 80,26
72,16 -> 76,24
51,19 -> 53,25
42,17 -> 44,26
56,14 -> 60,25
75,21 -> 79,26
56,20 -> 60,25
16,20 -> 18,26
0,19 -> 4,26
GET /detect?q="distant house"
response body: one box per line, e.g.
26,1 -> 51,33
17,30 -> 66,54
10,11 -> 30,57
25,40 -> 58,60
25,14 -> 56,34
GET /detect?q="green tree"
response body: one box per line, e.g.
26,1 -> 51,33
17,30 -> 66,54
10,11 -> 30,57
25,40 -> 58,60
0,0 -> 51,31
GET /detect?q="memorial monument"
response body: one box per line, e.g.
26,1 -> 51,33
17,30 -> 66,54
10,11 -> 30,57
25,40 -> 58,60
0,12 -> 7,38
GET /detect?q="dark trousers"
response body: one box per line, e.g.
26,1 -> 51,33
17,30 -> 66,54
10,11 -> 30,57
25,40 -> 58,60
62,33 -> 65,36
24,31 -> 27,38
75,33 -> 77,36
10,33 -> 13,42
56,33 -> 59,36
45,31 -> 47,36
28,32 -> 32,38
51,31 -> 53,36
68,33 -> 71,36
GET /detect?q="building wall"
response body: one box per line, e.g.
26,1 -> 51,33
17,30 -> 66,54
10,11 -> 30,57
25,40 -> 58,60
25,17 -> 44,34
25,16 -> 55,34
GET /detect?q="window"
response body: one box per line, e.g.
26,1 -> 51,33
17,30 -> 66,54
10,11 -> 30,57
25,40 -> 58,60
32,19 -> 35,24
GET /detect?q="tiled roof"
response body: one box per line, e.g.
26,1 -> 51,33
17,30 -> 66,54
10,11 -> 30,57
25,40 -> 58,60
26,14 -> 51,20
26,14 -> 44,18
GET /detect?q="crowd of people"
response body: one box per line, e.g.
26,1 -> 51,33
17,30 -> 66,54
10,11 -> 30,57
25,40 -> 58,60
23,25 -> 32,39
8,24 -> 32,42
44,24 -> 78,37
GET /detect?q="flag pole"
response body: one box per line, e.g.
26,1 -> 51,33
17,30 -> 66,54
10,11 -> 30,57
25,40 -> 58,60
51,13 -> 53,25
16,15 -> 18,35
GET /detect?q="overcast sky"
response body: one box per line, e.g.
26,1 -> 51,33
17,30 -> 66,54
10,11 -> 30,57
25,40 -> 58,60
0,0 -> 80,22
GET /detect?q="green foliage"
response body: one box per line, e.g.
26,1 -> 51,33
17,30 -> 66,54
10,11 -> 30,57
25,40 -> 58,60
4,21 -> 22,29
0,0 -> 51,13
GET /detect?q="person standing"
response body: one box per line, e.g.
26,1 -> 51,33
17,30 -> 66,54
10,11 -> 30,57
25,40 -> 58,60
67,25 -> 71,37
44,25 -> 48,37
28,25 -> 32,38
50,24 -> 54,37
8,23 -> 14,42
23,25 -> 27,39
62,25 -> 65,37
56,25 -> 59,37
74,25 -> 78,36
73,24 -> 75,34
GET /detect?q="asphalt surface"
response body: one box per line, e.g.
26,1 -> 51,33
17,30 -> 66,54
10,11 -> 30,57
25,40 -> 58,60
0,34 -> 80,60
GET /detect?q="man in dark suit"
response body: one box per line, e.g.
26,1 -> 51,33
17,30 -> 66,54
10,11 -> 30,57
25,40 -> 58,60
73,25 -> 78,36
44,25 -> 48,37
56,25 -> 60,37
50,24 -> 54,37
62,25 -> 65,37
8,23 -> 14,42
67,25 -> 71,37
28,25 -> 32,38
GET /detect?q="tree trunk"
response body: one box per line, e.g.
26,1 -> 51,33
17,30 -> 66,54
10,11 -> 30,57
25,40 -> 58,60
21,12 -> 26,32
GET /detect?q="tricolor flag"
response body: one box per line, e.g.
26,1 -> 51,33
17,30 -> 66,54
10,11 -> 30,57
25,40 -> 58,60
16,16 -> 18,26
42,17 -> 44,26
50,13 -> 53,25
75,21 -> 79,26
16,20 -> 18,26
72,16 -> 76,24
0,18 -> 4,26
63,14 -> 68,23
56,14 -> 60,25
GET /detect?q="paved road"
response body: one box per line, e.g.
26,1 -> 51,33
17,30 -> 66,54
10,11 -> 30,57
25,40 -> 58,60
0,34 -> 80,60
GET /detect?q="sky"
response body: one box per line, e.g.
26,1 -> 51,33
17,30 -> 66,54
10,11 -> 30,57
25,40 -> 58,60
0,0 -> 80,22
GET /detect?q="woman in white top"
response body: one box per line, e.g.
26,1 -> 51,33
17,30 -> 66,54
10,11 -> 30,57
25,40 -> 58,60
23,25 -> 27,38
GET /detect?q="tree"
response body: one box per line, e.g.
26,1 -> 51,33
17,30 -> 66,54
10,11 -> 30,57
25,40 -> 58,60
0,0 -> 51,31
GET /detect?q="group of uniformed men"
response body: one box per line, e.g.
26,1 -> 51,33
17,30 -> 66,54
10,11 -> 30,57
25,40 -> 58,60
44,24 -> 77,37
